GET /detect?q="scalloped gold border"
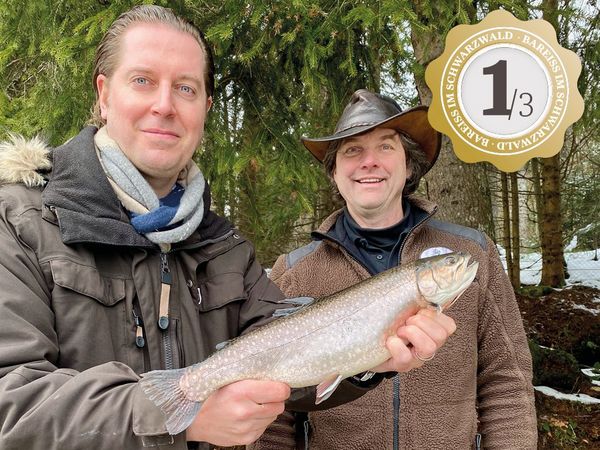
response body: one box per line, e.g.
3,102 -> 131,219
425,9 -> 584,172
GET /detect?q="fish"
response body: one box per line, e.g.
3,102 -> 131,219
139,251 -> 479,435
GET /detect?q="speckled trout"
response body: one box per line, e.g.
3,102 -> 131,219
140,251 -> 478,434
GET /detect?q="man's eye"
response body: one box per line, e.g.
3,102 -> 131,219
179,85 -> 195,95
133,77 -> 148,85
342,147 -> 360,156
382,144 -> 393,151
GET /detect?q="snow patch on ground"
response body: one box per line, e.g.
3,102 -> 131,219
539,345 -> 555,351
499,246 -> 600,290
534,386 -> 600,404
582,368 -> 600,387
571,303 -> 600,315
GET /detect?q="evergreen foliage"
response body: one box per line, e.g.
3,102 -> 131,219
1,0 -> 598,266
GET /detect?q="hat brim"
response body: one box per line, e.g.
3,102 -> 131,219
301,105 -> 441,173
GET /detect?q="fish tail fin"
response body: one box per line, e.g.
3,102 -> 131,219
140,368 -> 202,435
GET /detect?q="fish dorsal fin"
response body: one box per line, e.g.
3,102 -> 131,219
315,373 -> 344,405
272,296 -> 315,318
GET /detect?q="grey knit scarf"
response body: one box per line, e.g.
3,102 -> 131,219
94,127 -> 205,247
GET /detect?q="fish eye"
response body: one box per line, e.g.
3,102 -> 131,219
444,255 -> 457,265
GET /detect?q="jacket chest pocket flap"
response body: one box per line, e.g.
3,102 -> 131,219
50,259 -> 126,305
198,272 -> 246,312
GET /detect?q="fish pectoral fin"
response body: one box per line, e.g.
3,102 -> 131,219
278,296 -> 315,306
272,297 -> 315,318
215,338 -> 235,351
359,371 -> 376,382
315,373 -> 344,405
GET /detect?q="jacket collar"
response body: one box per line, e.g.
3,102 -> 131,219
42,126 -> 231,249
313,195 -> 438,236
311,196 -> 438,276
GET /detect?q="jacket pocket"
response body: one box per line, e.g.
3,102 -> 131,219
195,271 -> 247,355
197,272 -> 246,312
49,259 -> 132,371
51,259 -> 126,305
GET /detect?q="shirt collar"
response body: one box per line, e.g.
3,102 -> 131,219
341,199 -> 413,250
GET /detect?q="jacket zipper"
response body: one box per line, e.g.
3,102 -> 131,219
159,252 -> 174,370
393,375 -> 400,450
132,308 -> 145,348
132,303 -> 151,372
475,432 -> 482,449
394,208 -> 435,450
303,419 -> 310,450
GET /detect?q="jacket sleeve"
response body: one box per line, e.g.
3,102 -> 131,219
476,237 -> 537,449
0,204 -> 183,450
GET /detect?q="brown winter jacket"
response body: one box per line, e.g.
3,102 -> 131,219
251,202 -> 537,450
0,128 -> 373,450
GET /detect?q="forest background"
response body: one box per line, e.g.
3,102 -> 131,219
1,0 -> 599,448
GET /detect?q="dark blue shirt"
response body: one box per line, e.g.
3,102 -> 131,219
323,199 -> 428,275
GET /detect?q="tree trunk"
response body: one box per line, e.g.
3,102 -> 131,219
539,0 -> 565,287
510,172 -> 521,288
540,155 -> 565,286
410,2 -> 494,235
530,158 -> 544,248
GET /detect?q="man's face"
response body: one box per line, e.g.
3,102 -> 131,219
97,23 -> 212,190
333,127 -> 410,228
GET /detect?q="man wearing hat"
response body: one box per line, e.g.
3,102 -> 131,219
252,89 -> 537,449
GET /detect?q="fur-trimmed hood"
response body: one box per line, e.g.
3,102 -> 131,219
0,134 -> 52,187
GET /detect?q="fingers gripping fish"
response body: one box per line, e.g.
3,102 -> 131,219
140,252 -> 479,435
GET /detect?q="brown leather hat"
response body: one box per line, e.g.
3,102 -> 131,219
301,89 -> 441,172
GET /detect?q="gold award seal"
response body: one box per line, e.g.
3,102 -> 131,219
425,9 -> 584,172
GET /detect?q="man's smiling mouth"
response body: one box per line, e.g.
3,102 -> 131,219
356,178 -> 384,184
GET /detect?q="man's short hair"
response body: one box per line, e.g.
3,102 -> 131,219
322,129 -> 429,196
90,5 -> 214,126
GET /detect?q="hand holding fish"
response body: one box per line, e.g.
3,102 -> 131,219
370,308 -> 457,373
185,379 -> 290,446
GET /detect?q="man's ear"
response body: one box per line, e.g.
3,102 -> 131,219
206,96 -> 213,112
96,75 -> 109,120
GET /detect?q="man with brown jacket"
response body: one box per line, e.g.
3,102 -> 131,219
0,8 -> 456,450
252,89 -> 537,449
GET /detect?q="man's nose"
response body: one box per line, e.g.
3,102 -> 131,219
151,84 -> 176,116
359,148 -> 379,168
